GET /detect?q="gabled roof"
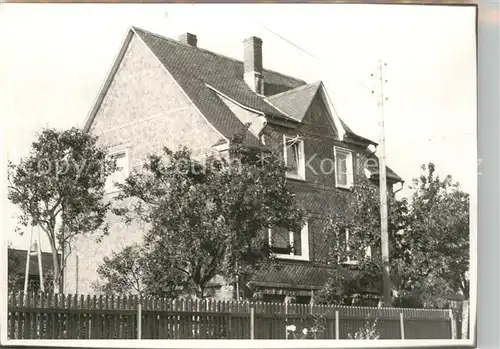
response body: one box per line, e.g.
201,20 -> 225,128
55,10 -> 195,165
365,154 -> 403,183
8,248 -> 60,275
84,26 -> 380,151
368,165 -> 403,183
266,81 -> 321,122
132,27 -> 305,130
266,81 -> 377,146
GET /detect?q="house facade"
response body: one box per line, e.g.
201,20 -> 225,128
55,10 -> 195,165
63,27 -> 402,302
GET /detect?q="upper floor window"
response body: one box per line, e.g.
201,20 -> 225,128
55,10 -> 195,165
284,135 -> 305,180
105,149 -> 129,193
334,146 -> 354,189
268,222 -> 309,261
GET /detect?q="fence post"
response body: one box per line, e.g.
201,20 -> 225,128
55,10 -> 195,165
335,310 -> 339,340
137,301 -> 142,340
449,308 -> 456,339
399,312 -> 405,339
461,300 -> 469,339
250,307 -> 255,340
285,301 -> 288,340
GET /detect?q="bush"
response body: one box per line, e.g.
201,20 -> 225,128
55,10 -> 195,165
348,317 -> 380,340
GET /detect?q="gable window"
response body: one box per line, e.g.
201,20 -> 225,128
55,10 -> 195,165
334,146 -> 354,189
105,150 -> 129,193
268,222 -> 309,261
284,135 -> 305,180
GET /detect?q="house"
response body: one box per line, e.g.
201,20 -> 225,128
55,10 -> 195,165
8,248 -> 60,292
63,27 -> 402,302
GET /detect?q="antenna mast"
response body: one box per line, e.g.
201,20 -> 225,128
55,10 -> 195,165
371,59 -> 392,306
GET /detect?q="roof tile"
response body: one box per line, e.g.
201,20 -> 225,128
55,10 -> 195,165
266,82 -> 321,121
132,27 -> 401,179
252,263 -> 330,289
133,27 -> 305,146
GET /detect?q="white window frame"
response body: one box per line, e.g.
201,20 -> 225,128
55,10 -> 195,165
283,134 -> 305,180
268,221 -> 309,261
337,228 -> 357,265
337,228 -> 372,265
334,146 -> 354,189
105,148 -> 130,194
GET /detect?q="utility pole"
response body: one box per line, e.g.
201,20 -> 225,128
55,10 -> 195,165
371,59 -> 392,306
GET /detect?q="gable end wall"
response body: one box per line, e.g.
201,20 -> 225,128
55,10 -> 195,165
64,33 -> 222,295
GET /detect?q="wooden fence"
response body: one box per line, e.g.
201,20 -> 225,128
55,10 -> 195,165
8,292 -> 454,340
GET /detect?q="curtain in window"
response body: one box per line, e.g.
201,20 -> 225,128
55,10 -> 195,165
336,152 -> 348,185
286,141 -> 299,174
293,230 -> 302,255
270,226 -> 291,254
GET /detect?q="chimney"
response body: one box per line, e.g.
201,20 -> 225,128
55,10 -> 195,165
178,33 -> 197,47
243,36 -> 264,95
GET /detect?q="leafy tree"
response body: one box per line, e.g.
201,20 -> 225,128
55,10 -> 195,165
397,163 -> 469,307
316,163 -> 470,309
315,178 -> 408,306
108,135 -> 304,298
93,244 -> 148,297
8,242 -> 25,292
8,127 -> 115,293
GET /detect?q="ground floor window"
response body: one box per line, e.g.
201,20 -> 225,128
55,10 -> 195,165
267,221 -> 309,261
288,295 -> 312,304
262,294 -> 286,303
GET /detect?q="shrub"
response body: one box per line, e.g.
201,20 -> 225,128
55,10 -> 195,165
348,317 -> 380,340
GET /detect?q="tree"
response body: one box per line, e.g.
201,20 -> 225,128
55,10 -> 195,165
93,244 -> 147,297
316,163 -> 470,309
108,135 -> 305,298
8,127 -> 115,293
315,178 -> 408,306
8,242 -> 25,292
398,163 -> 469,307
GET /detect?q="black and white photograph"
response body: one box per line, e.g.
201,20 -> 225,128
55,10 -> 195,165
1,2 -> 478,344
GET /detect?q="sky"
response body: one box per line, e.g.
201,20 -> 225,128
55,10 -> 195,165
0,3 -> 477,250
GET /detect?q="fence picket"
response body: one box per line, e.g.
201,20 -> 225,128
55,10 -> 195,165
125,296 -> 132,339
7,291 -> 456,340
17,293 -> 24,339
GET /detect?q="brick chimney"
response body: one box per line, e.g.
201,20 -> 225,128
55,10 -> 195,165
178,33 -> 197,47
243,36 -> 264,95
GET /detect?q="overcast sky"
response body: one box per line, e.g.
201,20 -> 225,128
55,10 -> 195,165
0,3 -> 477,249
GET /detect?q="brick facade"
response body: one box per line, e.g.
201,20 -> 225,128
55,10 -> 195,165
251,91 -> 383,290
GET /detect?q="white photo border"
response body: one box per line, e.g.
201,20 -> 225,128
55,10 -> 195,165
0,2 -> 489,349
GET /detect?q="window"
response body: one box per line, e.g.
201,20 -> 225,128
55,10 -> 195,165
337,227 -> 356,265
337,227 -> 372,265
105,150 -> 129,193
288,295 -> 312,305
334,146 -> 354,189
28,276 -> 41,292
262,294 -> 286,303
284,135 -> 305,180
268,222 -> 309,261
